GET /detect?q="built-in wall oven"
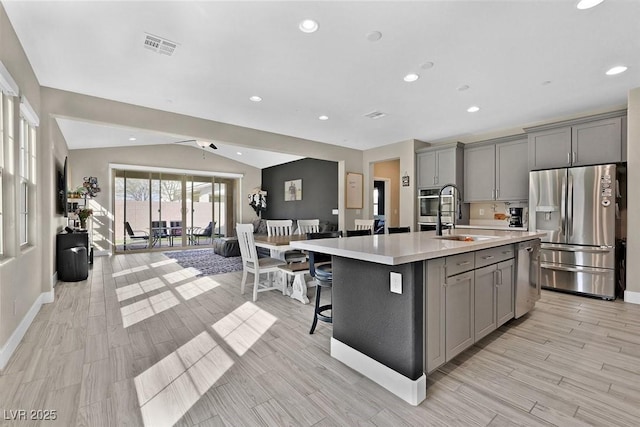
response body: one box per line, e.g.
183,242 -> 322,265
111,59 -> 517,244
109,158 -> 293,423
418,188 -> 455,225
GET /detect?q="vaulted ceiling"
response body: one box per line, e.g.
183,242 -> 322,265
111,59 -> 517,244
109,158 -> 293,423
4,1 -> 639,167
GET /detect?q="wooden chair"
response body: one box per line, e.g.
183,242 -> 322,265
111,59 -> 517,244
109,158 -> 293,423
297,219 -> 320,235
236,223 -> 287,302
387,226 -> 411,234
354,219 -> 374,231
266,220 -> 306,263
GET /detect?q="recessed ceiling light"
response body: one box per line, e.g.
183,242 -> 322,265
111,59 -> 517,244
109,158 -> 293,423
404,73 -> 420,82
366,31 -> 382,42
249,95 -> 262,102
457,85 -> 470,91
467,106 -> 480,113
420,61 -> 435,70
237,152 -> 242,156
606,65 -> 628,76
576,0 -> 604,10
299,19 -> 319,33
129,137 -> 137,141
542,80 -> 552,86
318,115 -> 329,121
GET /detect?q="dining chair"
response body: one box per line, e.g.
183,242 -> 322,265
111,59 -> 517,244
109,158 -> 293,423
354,219 -> 374,231
297,219 -> 320,235
169,220 -> 182,246
387,226 -> 411,234
306,231 -> 342,334
236,223 -> 287,301
346,229 -> 372,237
266,220 -> 307,263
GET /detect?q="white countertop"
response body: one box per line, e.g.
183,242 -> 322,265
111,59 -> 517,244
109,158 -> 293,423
290,230 -> 545,266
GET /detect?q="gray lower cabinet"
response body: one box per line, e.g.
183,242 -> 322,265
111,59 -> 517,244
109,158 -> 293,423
444,270 -> 475,362
425,244 -> 516,374
474,259 -> 515,342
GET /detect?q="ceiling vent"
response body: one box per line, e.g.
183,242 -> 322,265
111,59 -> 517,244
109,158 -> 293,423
364,110 -> 386,119
144,33 -> 178,56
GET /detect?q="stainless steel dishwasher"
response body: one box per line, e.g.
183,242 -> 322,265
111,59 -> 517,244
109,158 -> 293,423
515,240 -> 541,318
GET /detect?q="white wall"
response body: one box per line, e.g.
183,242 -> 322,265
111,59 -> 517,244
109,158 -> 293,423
625,87 -> 639,303
0,4 -> 58,368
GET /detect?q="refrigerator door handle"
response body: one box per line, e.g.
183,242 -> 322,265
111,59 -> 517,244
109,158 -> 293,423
568,174 -> 574,237
560,174 -> 567,237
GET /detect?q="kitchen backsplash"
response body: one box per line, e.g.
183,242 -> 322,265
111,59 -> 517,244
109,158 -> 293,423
469,201 -> 528,227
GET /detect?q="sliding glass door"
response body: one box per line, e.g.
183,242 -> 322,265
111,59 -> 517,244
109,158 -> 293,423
113,169 -> 237,252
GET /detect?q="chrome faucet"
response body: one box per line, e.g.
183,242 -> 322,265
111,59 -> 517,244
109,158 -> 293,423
436,183 -> 462,236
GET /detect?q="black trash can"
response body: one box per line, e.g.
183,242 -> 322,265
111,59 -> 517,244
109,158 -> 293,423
59,246 -> 89,282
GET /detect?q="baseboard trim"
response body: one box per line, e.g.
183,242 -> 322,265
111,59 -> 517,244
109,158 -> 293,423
0,290 -> 55,370
331,337 -> 426,406
624,290 -> 640,305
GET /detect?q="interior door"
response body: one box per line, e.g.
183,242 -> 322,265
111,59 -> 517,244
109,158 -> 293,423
529,168 -> 566,244
566,165 -> 616,247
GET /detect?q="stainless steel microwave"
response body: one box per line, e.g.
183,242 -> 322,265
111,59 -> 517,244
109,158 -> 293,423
418,188 -> 455,224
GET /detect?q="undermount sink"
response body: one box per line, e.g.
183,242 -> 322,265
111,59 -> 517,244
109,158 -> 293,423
434,234 -> 498,242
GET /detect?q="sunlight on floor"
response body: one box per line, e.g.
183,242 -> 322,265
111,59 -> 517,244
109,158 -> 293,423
115,277 -> 166,302
150,258 -> 178,268
112,265 -> 150,278
135,331 -> 234,427
175,277 -> 221,301
120,290 -> 180,328
212,301 -> 277,356
163,267 -> 200,284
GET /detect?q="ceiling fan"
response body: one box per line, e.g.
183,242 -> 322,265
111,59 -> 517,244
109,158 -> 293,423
173,139 -> 218,150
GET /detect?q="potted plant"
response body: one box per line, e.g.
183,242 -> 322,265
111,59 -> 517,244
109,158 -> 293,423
76,207 -> 93,229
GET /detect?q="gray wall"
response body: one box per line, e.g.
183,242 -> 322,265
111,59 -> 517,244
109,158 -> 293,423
262,158 -> 338,224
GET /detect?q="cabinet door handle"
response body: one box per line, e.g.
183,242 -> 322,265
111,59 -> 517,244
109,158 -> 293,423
457,261 -> 471,266
572,151 -> 577,164
482,255 -> 494,260
496,188 -> 499,199
567,152 -> 571,165
502,251 -> 512,255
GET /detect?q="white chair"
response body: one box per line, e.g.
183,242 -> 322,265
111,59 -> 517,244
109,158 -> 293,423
266,219 -> 294,236
236,223 -> 287,301
266,220 -> 306,263
354,219 -> 374,231
297,219 -> 320,235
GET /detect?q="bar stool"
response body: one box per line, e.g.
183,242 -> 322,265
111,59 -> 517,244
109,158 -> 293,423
307,231 -> 342,334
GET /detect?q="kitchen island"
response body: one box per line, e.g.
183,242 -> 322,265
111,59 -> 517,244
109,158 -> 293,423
291,229 -> 544,405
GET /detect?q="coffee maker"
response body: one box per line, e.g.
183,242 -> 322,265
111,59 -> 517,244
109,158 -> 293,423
509,207 -> 524,228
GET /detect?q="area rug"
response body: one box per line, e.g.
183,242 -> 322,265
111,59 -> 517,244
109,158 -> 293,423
164,248 -> 243,276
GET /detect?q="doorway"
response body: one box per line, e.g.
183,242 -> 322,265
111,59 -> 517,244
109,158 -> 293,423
372,159 -> 400,230
113,169 -> 237,252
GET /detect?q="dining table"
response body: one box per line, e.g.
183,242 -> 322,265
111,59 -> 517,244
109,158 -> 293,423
253,234 -> 312,304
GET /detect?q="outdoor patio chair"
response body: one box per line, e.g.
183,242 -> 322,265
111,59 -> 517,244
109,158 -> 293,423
124,221 -> 149,249
190,221 -> 214,245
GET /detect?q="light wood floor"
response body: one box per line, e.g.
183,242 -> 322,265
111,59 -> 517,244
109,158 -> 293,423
2,251 -> 640,426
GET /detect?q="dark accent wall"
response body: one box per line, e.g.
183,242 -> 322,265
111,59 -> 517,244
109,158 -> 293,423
262,158 -> 338,224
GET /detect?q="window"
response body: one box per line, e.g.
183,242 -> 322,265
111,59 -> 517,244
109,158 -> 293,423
0,94 -> 4,256
18,115 -> 36,246
1,94 -> 14,255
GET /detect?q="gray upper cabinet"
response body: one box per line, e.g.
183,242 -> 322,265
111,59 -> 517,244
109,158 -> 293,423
464,137 -> 528,202
416,142 -> 463,189
572,118 -> 622,166
527,113 -> 625,170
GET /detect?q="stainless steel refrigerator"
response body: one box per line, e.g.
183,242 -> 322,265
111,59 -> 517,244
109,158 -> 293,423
529,164 -> 621,299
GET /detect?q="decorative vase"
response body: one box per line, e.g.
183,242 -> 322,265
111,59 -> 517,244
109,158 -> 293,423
80,219 -> 87,229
